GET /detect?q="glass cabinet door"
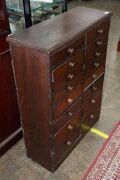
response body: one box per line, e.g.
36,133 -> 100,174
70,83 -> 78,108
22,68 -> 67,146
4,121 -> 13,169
30,0 -> 63,25
6,0 -> 63,32
6,0 -> 25,32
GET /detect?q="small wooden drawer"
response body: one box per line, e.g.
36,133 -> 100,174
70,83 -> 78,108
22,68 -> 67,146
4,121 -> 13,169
84,61 -> 94,79
51,51 -> 84,92
83,75 -> 104,105
54,98 -> 82,133
82,89 -> 102,116
84,65 -> 105,90
74,51 -> 85,74
86,41 -> 108,62
53,75 -> 83,104
95,52 -> 107,64
87,20 -> 110,44
51,36 -> 85,66
53,82 -> 82,119
54,109 -> 81,161
81,107 -> 101,136
84,53 -> 106,78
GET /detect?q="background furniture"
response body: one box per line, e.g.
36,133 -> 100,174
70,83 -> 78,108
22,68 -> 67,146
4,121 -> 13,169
6,0 -> 64,28
0,0 -> 22,156
8,7 -> 112,172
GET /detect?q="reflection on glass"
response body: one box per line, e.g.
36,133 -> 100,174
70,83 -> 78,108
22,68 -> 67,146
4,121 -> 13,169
6,0 -> 25,32
6,0 -> 63,33
30,0 -> 63,24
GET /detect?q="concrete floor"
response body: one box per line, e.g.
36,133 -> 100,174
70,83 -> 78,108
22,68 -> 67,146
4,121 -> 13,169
0,0 -> 120,179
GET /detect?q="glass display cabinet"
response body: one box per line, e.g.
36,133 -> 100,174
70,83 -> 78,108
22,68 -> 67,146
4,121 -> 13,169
6,0 -> 64,31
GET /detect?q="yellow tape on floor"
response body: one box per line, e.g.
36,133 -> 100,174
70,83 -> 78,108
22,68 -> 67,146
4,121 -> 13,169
91,128 -> 109,139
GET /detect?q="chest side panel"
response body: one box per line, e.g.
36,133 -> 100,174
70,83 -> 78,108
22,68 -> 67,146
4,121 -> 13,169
10,45 -> 53,171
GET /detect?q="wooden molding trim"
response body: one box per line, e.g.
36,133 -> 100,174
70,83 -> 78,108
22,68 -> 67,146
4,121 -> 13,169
0,129 -> 23,156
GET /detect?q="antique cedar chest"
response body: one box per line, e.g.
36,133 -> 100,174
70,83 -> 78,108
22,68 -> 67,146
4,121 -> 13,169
8,7 -> 112,172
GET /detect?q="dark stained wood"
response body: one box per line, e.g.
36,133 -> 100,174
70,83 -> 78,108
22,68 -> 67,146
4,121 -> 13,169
51,50 -> 84,92
0,51 -> 20,143
0,32 -> 9,53
8,7 -> 112,172
53,132 -> 82,171
55,98 -> 82,133
86,42 -> 108,63
83,75 -> 104,105
52,71 -> 83,93
7,7 -> 112,54
81,108 -> 101,136
53,80 -> 82,119
55,109 -> 81,162
0,131 -> 23,156
87,20 -> 110,44
10,45 -> 53,171
82,90 -> 103,116
84,52 -> 107,78
51,36 -> 85,67
53,75 -> 83,104
0,0 -> 22,156
84,65 -> 105,90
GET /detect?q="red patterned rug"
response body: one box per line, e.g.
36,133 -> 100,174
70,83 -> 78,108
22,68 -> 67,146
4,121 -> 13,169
82,121 -> 120,180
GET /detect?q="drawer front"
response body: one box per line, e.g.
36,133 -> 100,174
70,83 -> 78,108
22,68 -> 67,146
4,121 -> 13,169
82,89 -> 102,116
54,109 -> 81,161
84,53 -> 106,78
86,42 -> 107,62
95,52 -> 107,64
83,75 -> 104,105
51,51 -> 84,92
51,36 -> 85,66
53,75 -> 83,104
87,20 -> 110,44
55,98 -> 82,133
81,107 -> 101,136
53,82 -> 82,119
84,65 -> 105,90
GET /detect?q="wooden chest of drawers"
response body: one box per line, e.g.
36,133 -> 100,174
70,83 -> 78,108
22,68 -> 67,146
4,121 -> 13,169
8,7 -> 112,172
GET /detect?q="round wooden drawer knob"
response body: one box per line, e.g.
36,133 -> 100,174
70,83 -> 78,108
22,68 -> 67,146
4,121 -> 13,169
96,41 -> 102,46
96,52 -> 101,57
67,85 -> 74,92
67,98 -> 73,104
91,99 -> 96,104
68,111 -> 73,116
90,114 -> 95,119
67,124 -> 74,130
67,48 -> 75,54
66,140 -> 72,146
69,62 -> 75,67
83,64 -> 86,71
92,74 -> 97,79
92,86 -> 97,91
68,74 -> 74,79
97,28 -> 104,34
94,62 -> 100,68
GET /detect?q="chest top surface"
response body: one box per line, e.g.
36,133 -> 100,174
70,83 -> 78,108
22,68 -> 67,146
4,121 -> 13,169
7,6 -> 112,54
